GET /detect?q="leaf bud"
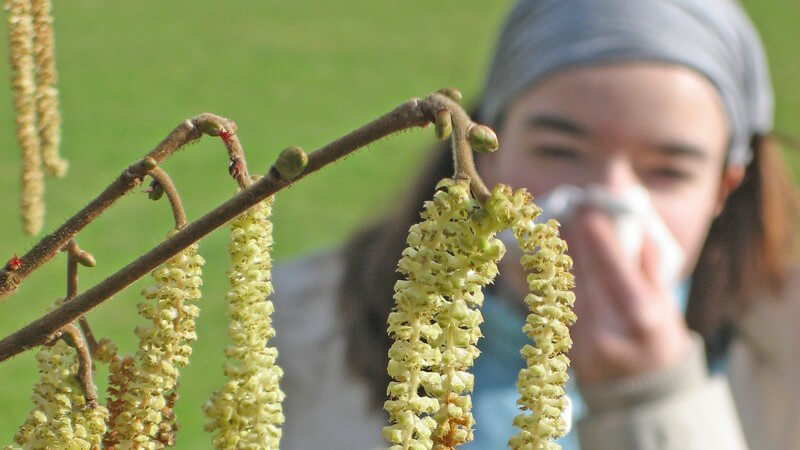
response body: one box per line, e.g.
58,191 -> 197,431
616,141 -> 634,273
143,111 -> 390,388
434,109 -> 452,140
467,124 -> 499,153
437,87 -> 463,104
273,145 -> 308,180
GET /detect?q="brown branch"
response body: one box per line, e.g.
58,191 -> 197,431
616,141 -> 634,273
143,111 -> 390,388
63,240 -> 100,355
0,91 -> 494,362
147,166 -> 187,229
193,113 -> 252,188
52,323 -> 98,407
0,113 -> 246,299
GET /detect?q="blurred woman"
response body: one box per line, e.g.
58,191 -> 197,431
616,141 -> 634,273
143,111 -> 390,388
273,0 -> 800,449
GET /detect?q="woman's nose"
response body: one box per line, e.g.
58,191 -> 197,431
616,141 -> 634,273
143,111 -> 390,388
592,157 -> 640,195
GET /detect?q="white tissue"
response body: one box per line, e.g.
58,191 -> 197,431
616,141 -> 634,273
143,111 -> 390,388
542,184 -> 683,287
500,184 -> 684,288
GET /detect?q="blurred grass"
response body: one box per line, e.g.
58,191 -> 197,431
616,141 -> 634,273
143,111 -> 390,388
0,0 -> 796,447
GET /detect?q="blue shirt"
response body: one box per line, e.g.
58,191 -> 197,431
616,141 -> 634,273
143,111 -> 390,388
465,283 -> 692,449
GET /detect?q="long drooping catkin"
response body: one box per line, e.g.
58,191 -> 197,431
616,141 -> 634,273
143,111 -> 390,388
32,0 -> 66,177
6,0 -> 44,236
384,179 -> 510,450
105,237 -> 205,448
204,195 -> 286,449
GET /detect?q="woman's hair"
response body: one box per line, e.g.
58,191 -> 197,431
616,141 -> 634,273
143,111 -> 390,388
686,134 -> 799,354
337,115 -> 799,407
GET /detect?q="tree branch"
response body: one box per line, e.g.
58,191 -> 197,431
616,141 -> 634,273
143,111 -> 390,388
0,91 -> 491,362
0,113 -> 247,298
63,240 -> 101,356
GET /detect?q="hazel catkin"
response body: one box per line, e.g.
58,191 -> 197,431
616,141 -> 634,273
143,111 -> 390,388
6,339 -> 109,450
6,0 -> 44,235
385,178 -> 510,450
105,236 -> 205,449
203,195 -> 286,450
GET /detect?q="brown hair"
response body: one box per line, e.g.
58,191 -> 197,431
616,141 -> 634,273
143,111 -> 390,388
337,127 -> 799,407
686,134 -> 799,360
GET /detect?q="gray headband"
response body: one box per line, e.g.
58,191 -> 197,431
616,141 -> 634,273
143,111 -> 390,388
478,0 -> 773,166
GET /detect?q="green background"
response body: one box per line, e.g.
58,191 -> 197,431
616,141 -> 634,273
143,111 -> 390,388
0,1 -> 797,447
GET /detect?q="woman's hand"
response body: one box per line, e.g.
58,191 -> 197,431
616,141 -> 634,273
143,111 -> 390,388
563,208 -> 693,384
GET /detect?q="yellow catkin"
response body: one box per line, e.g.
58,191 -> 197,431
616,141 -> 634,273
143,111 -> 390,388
32,0 -> 66,177
6,339 -> 109,450
203,195 -> 285,449
5,0 -> 44,235
384,179 -> 509,450
486,186 -> 576,450
105,237 -> 205,449
385,182 -> 575,450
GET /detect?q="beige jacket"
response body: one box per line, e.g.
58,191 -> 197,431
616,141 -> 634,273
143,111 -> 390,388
272,248 -> 800,450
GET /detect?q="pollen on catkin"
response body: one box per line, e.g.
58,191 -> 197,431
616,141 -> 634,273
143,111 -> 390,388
32,0 -> 66,177
5,0 -> 45,235
203,195 -> 285,450
384,178 -> 509,450
105,236 -> 205,449
6,339 -> 109,450
485,185 -> 576,450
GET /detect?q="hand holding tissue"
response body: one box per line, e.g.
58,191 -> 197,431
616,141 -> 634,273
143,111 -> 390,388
536,184 -> 685,289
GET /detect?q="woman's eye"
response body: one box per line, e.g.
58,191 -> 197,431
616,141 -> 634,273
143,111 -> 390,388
648,167 -> 693,182
531,145 -> 581,160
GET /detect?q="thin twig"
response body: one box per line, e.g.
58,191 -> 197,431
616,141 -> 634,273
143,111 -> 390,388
0,114 -> 242,298
147,166 -> 187,229
192,113 -> 252,188
63,240 -> 100,355
51,323 -> 98,407
0,92 -> 492,361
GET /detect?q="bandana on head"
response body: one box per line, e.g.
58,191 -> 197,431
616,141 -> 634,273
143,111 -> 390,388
478,0 -> 773,166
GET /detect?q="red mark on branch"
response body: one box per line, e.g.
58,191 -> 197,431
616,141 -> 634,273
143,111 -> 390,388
5,254 -> 22,271
219,129 -> 232,143
228,158 -> 244,179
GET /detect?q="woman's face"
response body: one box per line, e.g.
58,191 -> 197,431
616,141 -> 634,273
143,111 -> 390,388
481,62 -> 742,278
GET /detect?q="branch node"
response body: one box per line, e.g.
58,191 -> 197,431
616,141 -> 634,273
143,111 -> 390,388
422,92 -> 493,204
